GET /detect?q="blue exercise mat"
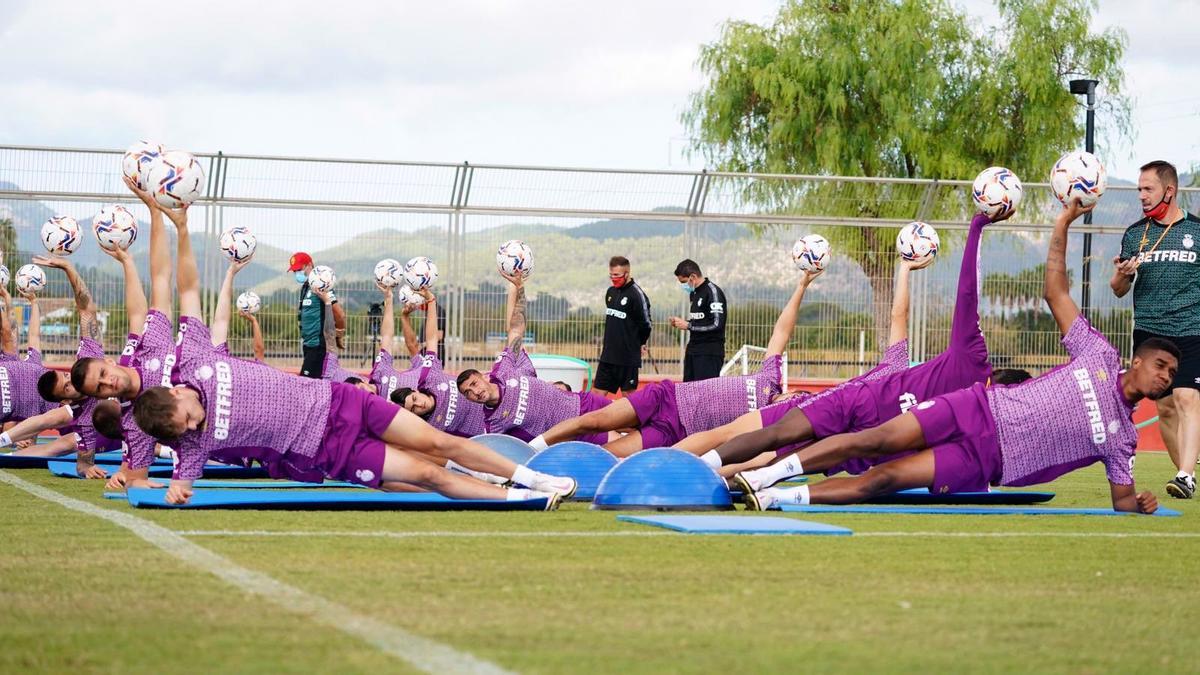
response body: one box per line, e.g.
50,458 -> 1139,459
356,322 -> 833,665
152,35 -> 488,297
865,489 -> 1055,505
125,488 -> 550,511
617,514 -> 852,535
47,461 -> 268,480
0,453 -> 78,469
780,504 -> 1180,517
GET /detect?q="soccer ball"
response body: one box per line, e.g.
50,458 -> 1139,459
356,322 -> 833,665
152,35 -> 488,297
219,227 -> 257,262
791,234 -> 831,272
15,264 -> 46,294
236,291 -> 261,314
144,150 -> 205,208
308,265 -> 336,291
121,140 -> 164,191
374,258 -> 404,288
1050,151 -> 1107,208
896,222 -> 940,263
971,166 -> 1023,219
496,240 -> 534,277
41,216 -> 82,255
92,205 -> 139,251
403,256 -> 439,290
0,265 -> 9,287
398,284 -> 424,308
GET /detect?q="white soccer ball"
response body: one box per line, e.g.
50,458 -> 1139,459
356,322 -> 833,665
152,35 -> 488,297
15,264 -> 46,294
308,265 -> 336,291
896,222 -> 941,263
403,256 -> 439,290
92,205 -> 139,251
790,234 -> 831,272
41,216 -> 82,256
398,284 -> 425,308
1050,151 -> 1107,208
236,291 -> 261,314
971,166 -> 1023,220
374,258 -> 404,288
219,226 -> 257,262
121,140 -> 165,191
496,240 -> 534,278
144,150 -> 205,208
0,265 -> 9,287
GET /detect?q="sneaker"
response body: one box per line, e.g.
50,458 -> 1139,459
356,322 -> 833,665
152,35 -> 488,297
532,474 -> 578,500
730,471 -> 757,497
1166,475 -> 1196,499
539,491 -> 563,511
744,488 -> 780,512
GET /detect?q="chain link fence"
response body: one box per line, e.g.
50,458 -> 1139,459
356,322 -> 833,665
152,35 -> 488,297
3,145 -> 1194,380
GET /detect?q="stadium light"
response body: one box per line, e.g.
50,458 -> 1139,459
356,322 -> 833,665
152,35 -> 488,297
1070,78 -> 1098,320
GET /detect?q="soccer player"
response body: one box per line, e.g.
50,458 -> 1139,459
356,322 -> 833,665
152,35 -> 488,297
457,272 -> 616,444
595,255 -> 652,395
69,177 -> 179,489
1111,160 -> 1200,498
745,199 -> 1171,513
709,208 -> 1013,486
526,267 -> 821,458
0,279 -> 62,428
132,221 -> 576,506
669,259 -> 726,382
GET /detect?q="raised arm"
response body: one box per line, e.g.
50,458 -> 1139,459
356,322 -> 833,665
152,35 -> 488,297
887,256 -> 934,346
503,272 -> 527,353
101,245 -> 147,333
245,312 -> 265,361
22,290 -> 40,353
125,177 -> 172,316
34,256 -> 100,343
161,205 -> 202,320
332,301 -> 347,351
419,288 -> 438,354
766,270 -> 819,357
0,285 -> 14,355
1045,200 -> 1093,337
210,259 -> 251,346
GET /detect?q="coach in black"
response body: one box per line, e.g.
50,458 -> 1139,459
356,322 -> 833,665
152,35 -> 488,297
595,256 -> 652,394
669,259 -> 726,382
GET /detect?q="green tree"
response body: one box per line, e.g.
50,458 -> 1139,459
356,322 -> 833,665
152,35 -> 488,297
685,0 -> 1129,346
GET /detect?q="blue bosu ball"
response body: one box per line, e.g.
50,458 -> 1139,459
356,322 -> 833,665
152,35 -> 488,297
471,434 -> 537,465
592,448 -> 733,511
526,441 -> 619,501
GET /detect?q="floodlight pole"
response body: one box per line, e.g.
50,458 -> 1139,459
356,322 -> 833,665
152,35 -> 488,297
1070,78 -> 1098,320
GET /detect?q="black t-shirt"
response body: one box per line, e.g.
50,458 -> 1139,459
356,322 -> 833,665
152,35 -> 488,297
601,280 -> 652,367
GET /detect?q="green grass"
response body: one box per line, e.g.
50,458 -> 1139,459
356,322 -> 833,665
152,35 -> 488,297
2,453 -> 1198,674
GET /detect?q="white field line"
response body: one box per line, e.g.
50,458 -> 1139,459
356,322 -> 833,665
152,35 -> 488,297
0,470 -> 513,675
174,529 -> 1200,539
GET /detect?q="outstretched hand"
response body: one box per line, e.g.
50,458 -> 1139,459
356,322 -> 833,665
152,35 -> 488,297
32,255 -> 70,271
800,267 -> 825,285
124,176 -> 157,208
230,257 -> 253,275
901,255 -> 936,271
1059,197 -> 1097,225
500,270 -> 525,287
159,202 -> 189,229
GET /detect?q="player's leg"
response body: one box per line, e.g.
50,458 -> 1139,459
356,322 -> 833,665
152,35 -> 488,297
746,450 -> 935,510
1157,394 -> 1182,464
717,451 -> 776,478
379,447 -> 522,501
406,448 -> 509,485
537,398 -> 640,447
674,408 -> 764,456
706,406 -> 815,470
1167,386 -> 1200,498
603,430 -> 645,458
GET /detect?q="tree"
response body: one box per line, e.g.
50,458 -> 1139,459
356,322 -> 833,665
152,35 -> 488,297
685,0 -> 1129,347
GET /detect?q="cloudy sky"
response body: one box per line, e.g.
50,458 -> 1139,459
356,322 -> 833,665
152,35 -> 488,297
0,0 -> 1195,182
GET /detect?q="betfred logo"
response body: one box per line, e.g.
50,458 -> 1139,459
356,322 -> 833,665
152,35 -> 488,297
1073,368 -> 1107,444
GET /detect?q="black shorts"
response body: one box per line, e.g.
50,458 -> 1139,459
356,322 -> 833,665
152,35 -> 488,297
1133,330 -> 1200,392
300,344 -> 326,379
683,352 -> 723,382
594,362 -> 639,393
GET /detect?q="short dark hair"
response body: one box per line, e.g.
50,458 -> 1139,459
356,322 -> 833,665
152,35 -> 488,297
990,368 -> 1032,385
391,386 -> 436,419
674,259 -> 702,277
344,376 -> 364,386
133,387 -> 183,442
70,357 -> 101,393
609,256 -> 630,268
456,369 -> 481,390
37,370 -> 61,402
552,380 -> 573,392
1135,337 -> 1182,363
93,400 -> 124,441
1139,160 -> 1179,189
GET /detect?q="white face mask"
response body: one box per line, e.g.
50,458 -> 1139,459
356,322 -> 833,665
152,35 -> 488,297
680,281 -> 693,294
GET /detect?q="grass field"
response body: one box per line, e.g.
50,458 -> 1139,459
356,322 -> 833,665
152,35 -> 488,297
2,452 -> 1198,674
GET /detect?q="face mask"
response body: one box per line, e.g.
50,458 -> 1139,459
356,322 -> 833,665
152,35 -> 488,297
680,282 -> 693,294
295,271 -> 309,284
610,275 -> 627,288
1144,190 -> 1174,221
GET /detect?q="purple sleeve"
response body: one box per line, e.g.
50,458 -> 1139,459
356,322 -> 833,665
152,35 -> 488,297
489,351 -> 513,380
123,425 -> 158,470
882,339 -> 909,369
118,333 -> 141,366
25,347 -> 42,364
172,439 -> 209,481
514,350 -> 536,377
1104,446 -> 1136,486
138,310 -> 175,353
1061,315 -> 1110,360
371,349 -> 393,382
758,354 -> 784,396
170,317 -> 214,386
77,337 -> 105,359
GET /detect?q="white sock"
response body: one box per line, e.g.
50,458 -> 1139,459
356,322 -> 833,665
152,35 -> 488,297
529,436 -> 549,452
0,432 -> 11,448
446,460 -> 507,485
787,485 -> 811,505
747,455 -> 803,488
1177,470 -> 1195,481
699,450 -> 722,470
510,464 -> 536,488
506,487 -> 532,501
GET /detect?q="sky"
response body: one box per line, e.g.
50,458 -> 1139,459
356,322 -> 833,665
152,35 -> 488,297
0,0 -> 1196,183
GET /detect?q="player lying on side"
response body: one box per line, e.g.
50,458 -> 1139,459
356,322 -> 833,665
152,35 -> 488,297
132,214 -> 577,506
742,200 -> 1170,513
521,267 -> 820,458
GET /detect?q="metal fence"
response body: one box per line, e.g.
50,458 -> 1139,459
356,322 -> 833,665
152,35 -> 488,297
2,144 -> 1194,380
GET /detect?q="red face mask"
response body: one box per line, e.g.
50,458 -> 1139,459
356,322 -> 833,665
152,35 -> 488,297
610,274 -> 628,288
1144,189 -> 1174,221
